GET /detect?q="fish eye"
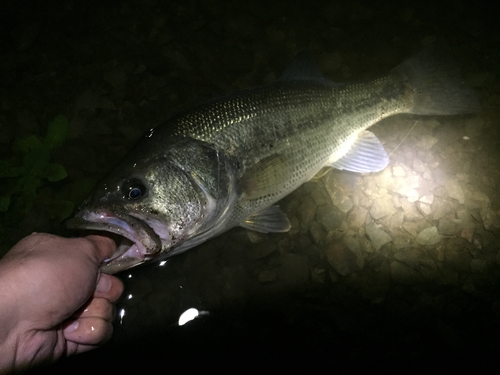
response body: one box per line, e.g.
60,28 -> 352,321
122,179 -> 147,200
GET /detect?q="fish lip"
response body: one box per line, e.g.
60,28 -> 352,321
66,209 -> 163,274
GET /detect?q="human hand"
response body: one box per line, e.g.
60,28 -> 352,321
0,233 -> 124,372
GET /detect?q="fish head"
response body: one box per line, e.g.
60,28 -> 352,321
67,141 -> 221,274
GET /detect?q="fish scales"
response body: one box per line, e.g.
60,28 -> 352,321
162,77 -> 410,226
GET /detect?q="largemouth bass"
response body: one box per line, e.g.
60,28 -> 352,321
68,47 -> 479,274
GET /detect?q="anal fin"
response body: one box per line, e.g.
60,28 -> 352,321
330,130 -> 389,173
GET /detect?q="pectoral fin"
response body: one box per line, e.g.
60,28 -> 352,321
240,205 -> 291,233
330,130 -> 389,173
238,154 -> 292,200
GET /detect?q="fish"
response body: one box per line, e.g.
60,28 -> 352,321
67,46 -> 480,274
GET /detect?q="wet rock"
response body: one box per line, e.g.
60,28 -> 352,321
311,266 -> 326,284
362,178 -> 380,198
400,198 -> 422,221
392,195 -> 402,208
480,208 -> 500,232
392,165 -> 406,177
438,217 -> 462,236
346,206 -> 368,229
465,190 -> 491,211
440,268 -> 459,285
297,195 -> 317,231
461,227 -> 474,243
391,174 -> 420,202
417,134 -> 438,150
325,221 -> 349,242
444,178 -> 465,204
390,261 -> 423,284
394,248 -> 420,268
415,226 -> 442,246
278,238 -> 291,254
351,190 -> 372,208
247,230 -> 266,243
365,223 -> 392,251
419,259 -> 439,279
274,253 -> 309,287
417,202 -> 432,216
456,209 -> 474,222
247,241 -> 277,260
325,241 -> 359,276
309,221 -> 326,244
343,235 -> 364,269
324,173 -> 355,212
317,204 -> 344,231
373,167 -> 393,189
444,249 -> 472,273
470,258 -> 488,274
402,219 -> 428,237
360,236 -> 375,253
412,157 -> 426,173
431,197 -> 456,220
379,211 -> 404,229
326,189 -> 354,213
419,194 -> 434,205
370,194 -> 396,220
310,185 -> 330,206
258,269 -> 276,283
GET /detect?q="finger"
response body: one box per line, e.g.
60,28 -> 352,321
94,274 -> 124,302
63,316 -> 113,347
85,235 -> 117,263
76,298 -> 116,322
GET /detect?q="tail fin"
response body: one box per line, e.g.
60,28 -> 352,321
393,45 -> 480,115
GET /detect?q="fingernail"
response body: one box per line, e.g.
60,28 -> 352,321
64,320 -> 79,333
96,274 -> 112,293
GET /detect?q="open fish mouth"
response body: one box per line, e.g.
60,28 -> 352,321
66,210 -> 163,274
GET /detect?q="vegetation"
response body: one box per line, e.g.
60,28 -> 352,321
0,115 -> 95,257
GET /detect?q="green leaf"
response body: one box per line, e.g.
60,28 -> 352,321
45,163 -> 67,182
44,115 -> 69,149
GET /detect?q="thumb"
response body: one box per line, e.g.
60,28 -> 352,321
83,235 -> 117,264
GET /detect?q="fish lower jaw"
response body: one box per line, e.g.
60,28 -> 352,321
100,235 -> 162,274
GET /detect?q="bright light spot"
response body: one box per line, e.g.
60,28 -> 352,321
119,308 -> 126,325
127,294 -> 133,299
128,274 -> 132,278
91,326 -> 95,331
159,260 -> 167,266
178,308 -> 209,326
178,308 -> 199,326
463,136 -> 469,140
